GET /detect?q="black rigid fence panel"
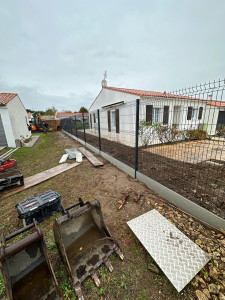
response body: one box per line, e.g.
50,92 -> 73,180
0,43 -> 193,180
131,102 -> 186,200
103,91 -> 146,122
61,79 -> 225,220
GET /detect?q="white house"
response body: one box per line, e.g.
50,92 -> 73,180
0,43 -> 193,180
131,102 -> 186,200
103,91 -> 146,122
88,82 -> 220,147
0,93 -> 31,147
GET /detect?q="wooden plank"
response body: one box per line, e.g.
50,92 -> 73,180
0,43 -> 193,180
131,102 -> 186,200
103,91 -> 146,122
78,147 -> 103,167
0,163 -> 80,200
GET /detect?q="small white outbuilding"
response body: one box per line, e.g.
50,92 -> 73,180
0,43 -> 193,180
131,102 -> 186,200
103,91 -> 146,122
0,93 -> 31,147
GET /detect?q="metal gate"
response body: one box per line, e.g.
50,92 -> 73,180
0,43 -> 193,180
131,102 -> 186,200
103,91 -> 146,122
0,113 -> 8,147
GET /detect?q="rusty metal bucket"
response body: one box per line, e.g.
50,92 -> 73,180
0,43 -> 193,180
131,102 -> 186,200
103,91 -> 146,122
0,222 -> 63,300
53,199 -> 124,300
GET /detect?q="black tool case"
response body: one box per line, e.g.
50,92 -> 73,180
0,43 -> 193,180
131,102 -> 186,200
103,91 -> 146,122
16,190 -> 62,225
0,171 -> 24,191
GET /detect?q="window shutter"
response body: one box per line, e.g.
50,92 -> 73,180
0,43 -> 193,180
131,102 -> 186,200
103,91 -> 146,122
187,107 -> 192,120
90,114 -> 92,129
116,109 -> 120,133
198,107 -> 203,120
94,113 -> 96,123
108,110 -> 111,132
146,105 -> 153,123
163,106 -> 169,125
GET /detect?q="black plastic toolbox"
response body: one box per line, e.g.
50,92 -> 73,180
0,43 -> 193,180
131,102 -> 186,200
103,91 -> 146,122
15,190 -> 62,225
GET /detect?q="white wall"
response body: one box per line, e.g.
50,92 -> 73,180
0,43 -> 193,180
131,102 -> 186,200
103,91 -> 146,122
89,88 -> 138,111
0,107 -> 16,147
204,106 -> 219,135
7,96 -> 31,143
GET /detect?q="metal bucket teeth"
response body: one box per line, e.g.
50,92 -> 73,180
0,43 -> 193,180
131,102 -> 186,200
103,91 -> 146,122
75,284 -> 84,300
104,258 -> 114,272
91,272 -> 101,287
115,247 -> 124,260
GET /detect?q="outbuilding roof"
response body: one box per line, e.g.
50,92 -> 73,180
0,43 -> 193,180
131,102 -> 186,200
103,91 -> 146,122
0,93 -> 17,105
103,86 -> 177,98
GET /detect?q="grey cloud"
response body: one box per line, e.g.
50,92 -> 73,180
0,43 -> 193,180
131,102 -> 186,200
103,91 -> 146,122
0,0 -> 224,111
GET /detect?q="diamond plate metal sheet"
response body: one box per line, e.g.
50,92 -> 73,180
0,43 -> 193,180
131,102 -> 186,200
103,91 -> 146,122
127,209 -> 210,292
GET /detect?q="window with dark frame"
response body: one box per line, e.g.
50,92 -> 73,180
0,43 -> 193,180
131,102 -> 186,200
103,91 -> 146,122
146,105 -> 153,123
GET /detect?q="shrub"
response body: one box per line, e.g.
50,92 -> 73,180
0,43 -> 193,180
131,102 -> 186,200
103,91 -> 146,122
216,124 -> 225,136
139,121 -> 187,146
187,129 -> 207,140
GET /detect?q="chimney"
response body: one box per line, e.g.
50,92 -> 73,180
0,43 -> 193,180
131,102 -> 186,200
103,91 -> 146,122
208,94 -> 212,101
101,70 -> 107,87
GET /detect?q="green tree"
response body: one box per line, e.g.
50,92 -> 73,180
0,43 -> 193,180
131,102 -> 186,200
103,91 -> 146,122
33,111 -> 46,117
45,106 -> 57,115
79,106 -> 88,113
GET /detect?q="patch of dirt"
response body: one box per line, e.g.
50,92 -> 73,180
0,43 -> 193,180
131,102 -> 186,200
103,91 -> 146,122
80,134 -> 225,218
0,131 -> 224,300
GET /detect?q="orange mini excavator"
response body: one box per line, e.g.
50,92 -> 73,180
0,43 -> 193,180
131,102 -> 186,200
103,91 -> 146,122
30,113 -> 48,132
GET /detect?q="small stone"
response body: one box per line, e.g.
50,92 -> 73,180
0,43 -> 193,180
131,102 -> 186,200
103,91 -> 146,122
212,296 -> 218,300
213,252 -> 221,258
192,281 -> 199,287
202,289 -> 211,298
195,239 -> 202,246
219,292 -> 225,300
209,283 -> 220,294
147,263 -> 159,274
209,267 -> 219,280
196,290 -> 208,300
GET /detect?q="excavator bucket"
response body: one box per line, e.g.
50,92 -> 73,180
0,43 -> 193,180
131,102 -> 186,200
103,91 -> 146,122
0,222 -> 63,300
53,199 -> 124,300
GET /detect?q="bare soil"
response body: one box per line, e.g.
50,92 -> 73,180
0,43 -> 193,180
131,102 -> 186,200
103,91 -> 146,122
0,132 -> 224,300
82,133 -> 225,219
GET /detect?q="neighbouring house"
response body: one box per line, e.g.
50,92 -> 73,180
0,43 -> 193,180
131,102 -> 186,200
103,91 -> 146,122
0,93 -> 31,147
55,112 -> 89,121
27,112 -> 33,122
88,81 -> 221,146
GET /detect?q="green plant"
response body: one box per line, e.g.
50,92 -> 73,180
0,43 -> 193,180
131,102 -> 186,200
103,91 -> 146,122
139,120 -> 153,146
139,121 -> 188,146
210,183 -> 217,189
216,124 -> 225,136
138,289 -> 147,300
187,129 -> 207,140
48,242 -> 56,249
201,268 -> 208,277
0,273 -> 6,298
60,279 -> 73,299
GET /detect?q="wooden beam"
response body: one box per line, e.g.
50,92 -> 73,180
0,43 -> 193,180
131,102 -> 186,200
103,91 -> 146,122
78,147 -> 103,167
0,163 -> 80,199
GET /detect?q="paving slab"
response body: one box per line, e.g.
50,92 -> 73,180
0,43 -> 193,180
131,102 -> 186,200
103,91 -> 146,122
127,209 -> 210,292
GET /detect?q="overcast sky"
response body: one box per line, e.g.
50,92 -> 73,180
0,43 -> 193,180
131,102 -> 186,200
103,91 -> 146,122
0,0 -> 224,111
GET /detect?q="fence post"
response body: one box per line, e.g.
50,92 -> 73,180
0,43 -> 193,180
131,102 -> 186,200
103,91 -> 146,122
97,109 -> 101,151
82,113 -> 86,145
70,118 -> 72,134
135,99 -> 140,179
74,116 -> 78,137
